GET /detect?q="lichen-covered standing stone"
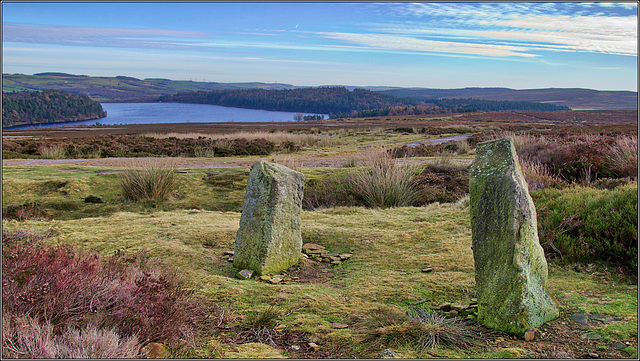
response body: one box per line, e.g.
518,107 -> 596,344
469,137 -> 559,336
234,160 -> 304,275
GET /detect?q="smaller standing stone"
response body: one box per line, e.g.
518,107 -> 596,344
234,160 -> 304,276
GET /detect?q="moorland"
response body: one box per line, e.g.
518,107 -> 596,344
2,107 -> 637,359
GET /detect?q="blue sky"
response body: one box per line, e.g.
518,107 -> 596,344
2,1 -> 637,91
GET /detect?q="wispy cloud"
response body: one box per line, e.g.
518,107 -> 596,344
369,2 -> 637,57
2,23 -> 212,51
317,32 -> 537,58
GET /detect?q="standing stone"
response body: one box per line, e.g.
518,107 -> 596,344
234,160 -> 304,276
469,137 -> 558,336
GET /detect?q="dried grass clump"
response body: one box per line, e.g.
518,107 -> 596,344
348,149 -> 420,208
120,158 -> 177,201
2,315 -> 140,359
38,144 -> 67,159
367,306 -> 481,352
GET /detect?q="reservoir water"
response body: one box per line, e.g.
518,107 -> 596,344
5,102 -> 326,129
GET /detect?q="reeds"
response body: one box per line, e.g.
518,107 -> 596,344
120,158 -> 177,201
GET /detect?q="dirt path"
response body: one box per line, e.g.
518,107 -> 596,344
3,155 -> 472,169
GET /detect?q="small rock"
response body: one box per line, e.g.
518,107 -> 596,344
227,256 -> 233,262
399,272 -> 407,275
581,332 -> 602,341
311,256 -> 323,262
421,267 -> 433,273
552,351 -> 573,359
237,269 -> 254,280
259,275 -> 271,281
437,302 -> 452,311
223,250 -> 235,256
332,323 -> 349,329
291,345 -> 300,351
524,328 -> 540,341
308,342 -> 319,349
587,352 -> 600,358
339,253 -> 352,260
328,256 -> 342,262
377,349 -> 398,359
269,276 -> 283,284
321,258 -> 330,263
84,194 -> 104,203
306,249 -> 325,255
612,342 -> 628,350
140,342 -> 165,359
330,260 -> 342,265
302,243 -> 325,251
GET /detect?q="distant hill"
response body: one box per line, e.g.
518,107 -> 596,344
2,73 -> 298,102
3,73 -> 636,109
378,87 -> 637,110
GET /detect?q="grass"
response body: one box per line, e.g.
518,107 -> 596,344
120,158 -> 177,201
2,119 -> 638,358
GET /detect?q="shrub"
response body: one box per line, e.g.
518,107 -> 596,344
2,228 -> 221,356
303,173 -> 358,210
120,159 -> 177,201
347,149 -> 420,208
2,202 -> 51,221
413,161 -> 469,204
532,182 -> 638,274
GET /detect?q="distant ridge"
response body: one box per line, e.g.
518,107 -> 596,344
377,87 -> 637,110
2,73 -> 636,109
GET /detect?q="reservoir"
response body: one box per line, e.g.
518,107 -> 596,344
5,102 -> 326,129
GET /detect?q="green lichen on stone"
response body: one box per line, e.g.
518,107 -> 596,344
469,137 -> 559,336
234,160 -> 305,276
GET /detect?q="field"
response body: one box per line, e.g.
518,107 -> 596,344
2,110 -> 637,358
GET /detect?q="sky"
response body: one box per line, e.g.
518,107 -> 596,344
2,1 -> 638,91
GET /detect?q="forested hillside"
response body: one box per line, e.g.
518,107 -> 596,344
2,90 -> 106,128
157,87 -> 422,115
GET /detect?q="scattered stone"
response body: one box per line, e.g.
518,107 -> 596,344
399,272 -> 407,275
469,137 -> 559,336
524,328 -> 540,341
140,342 -> 165,359
269,276 -> 283,284
234,160 -> 305,276
237,269 -> 255,280
421,267 -> 433,273
84,194 -> 103,203
450,302 -> 468,311
339,253 -> 352,260
302,243 -> 325,251
587,352 -> 600,358
291,345 -> 300,351
330,260 -> 342,265
377,349 -> 398,359
581,332 -> 602,341
227,256 -> 234,262
612,342 -> 628,350
223,250 -> 235,256
308,342 -> 319,349
332,323 -> 349,329
259,275 -> 271,281
590,314 -> 616,324
572,313 -> 591,327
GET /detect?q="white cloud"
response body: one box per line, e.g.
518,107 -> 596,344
317,32 -> 537,58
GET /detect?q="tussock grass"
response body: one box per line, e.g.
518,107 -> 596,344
348,149 -> 421,208
120,158 -> 177,201
38,144 -> 67,159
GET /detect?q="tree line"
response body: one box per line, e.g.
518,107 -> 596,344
158,87 -> 570,119
157,87 -> 422,116
2,90 -> 107,128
